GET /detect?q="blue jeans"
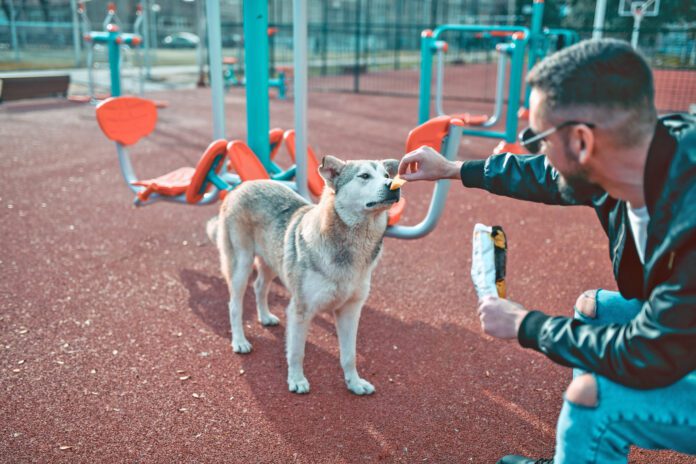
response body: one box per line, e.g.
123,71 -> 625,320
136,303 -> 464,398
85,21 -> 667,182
554,289 -> 696,463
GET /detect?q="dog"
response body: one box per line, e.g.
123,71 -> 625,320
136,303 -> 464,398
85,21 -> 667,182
206,155 -> 400,395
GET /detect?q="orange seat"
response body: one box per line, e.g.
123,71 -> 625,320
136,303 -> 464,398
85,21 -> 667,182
282,129 -> 324,197
129,139 -> 228,204
223,57 -> 238,65
387,197 -> 406,226
227,141 -> 271,181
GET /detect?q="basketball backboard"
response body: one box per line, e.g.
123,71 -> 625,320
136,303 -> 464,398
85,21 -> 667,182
619,0 -> 660,17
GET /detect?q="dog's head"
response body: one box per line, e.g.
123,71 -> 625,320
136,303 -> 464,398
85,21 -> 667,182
319,156 -> 400,216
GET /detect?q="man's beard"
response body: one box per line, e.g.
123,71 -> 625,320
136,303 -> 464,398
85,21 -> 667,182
558,173 -> 605,203
557,142 -> 605,203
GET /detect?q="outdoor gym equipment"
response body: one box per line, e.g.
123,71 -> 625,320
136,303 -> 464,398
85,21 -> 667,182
421,0 -> 579,151
96,94 -> 469,238
95,97 -> 229,206
419,25 -> 530,154
70,2 -> 157,105
222,27 -> 288,100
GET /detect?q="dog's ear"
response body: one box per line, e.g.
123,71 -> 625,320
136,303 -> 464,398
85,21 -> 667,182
382,159 -> 399,178
319,155 -> 346,186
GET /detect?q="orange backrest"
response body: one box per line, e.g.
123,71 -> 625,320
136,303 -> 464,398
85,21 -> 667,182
227,141 -> 271,181
405,115 -> 452,153
283,130 -> 325,197
96,96 -> 157,146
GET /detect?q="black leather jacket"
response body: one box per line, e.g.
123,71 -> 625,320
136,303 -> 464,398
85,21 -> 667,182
460,114 -> 696,389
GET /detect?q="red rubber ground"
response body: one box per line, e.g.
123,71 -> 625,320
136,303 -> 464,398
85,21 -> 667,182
1,88 -> 691,463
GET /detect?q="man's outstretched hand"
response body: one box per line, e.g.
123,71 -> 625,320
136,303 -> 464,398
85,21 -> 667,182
398,145 -> 463,182
477,296 -> 530,339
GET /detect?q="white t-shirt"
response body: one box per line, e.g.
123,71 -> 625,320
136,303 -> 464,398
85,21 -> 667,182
627,204 -> 650,264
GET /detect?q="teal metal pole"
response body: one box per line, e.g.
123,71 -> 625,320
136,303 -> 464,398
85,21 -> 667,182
418,30 -> 434,124
505,35 -> 526,143
243,0 -> 270,168
107,27 -> 122,96
523,0 -> 545,109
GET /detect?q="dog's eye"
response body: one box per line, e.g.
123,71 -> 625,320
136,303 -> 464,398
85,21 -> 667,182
358,173 -> 371,180
384,174 -> 389,178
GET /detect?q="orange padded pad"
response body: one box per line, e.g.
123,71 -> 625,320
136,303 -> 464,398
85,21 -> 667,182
96,96 -> 157,146
452,112 -> 489,126
223,57 -> 238,65
186,139 -> 228,204
283,130 -> 324,197
227,141 -> 271,181
405,115 -> 452,153
387,197 -> 406,226
132,167 -> 194,202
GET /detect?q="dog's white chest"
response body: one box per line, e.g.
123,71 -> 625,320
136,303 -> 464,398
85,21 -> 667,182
301,268 -> 369,313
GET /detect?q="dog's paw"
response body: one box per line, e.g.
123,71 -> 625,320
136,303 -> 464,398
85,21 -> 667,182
259,313 -> 280,326
288,376 -> 310,394
231,338 -> 253,354
346,377 -> 375,396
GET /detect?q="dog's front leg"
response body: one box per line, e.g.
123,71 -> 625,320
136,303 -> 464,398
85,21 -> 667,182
286,299 -> 311,394
335,301 -> 375,395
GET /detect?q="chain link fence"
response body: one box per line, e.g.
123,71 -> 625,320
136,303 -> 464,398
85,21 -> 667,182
2,0 -> 694,112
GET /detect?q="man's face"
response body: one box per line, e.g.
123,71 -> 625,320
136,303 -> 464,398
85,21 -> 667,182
529,89 -> 604,203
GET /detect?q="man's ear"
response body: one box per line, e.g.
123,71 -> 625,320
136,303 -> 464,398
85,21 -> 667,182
574,125 -> 595,165
382,159 -> 399,177
319,155 -> 346,187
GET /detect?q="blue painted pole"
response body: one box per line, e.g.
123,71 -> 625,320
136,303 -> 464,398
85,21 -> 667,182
505,34 -> 526,143
107,27 -> 122,96
243,0 -> 270,168
523,0 -> 545,109
418,30 -> 434,124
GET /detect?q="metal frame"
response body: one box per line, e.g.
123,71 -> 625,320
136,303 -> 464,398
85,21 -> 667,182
434,39 -> 506,129
419,25 -> 529,144
385,122 -> 464,239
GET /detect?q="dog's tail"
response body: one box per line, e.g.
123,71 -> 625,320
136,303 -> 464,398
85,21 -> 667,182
206,216 -> 219,245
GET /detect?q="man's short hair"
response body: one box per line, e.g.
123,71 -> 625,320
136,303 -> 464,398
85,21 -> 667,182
527,39 -> 657,144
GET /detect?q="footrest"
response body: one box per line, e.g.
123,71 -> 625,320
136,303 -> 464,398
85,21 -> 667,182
453,113 -> 489,126
132,167 -> 195,202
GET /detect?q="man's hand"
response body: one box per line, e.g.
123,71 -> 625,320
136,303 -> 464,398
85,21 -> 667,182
398,145 -> 463,182
477,296 -> 530,339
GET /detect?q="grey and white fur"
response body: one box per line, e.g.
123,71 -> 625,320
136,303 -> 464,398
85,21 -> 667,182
207,155 -> 400,395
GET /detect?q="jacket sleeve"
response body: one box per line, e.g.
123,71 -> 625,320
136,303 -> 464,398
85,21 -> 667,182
518,239 -> 696,389
460,153 -> 592,206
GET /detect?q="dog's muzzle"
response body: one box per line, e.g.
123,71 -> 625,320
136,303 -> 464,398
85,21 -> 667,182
366,185 -> 400,208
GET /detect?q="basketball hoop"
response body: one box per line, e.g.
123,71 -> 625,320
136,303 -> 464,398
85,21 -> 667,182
618,0 -> 660,49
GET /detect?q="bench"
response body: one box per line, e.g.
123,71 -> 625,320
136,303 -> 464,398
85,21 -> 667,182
0,74 -> 71,103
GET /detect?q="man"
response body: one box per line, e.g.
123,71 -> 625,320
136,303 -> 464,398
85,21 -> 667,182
398,39 -> 696,463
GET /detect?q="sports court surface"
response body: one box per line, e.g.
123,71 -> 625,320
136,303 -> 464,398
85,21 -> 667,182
1,81 -> 692,462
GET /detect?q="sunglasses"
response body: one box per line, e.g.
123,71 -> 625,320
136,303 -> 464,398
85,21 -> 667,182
519,121 -> 596,154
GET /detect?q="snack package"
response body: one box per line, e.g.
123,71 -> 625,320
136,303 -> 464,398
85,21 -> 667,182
470,224 -> 507,299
